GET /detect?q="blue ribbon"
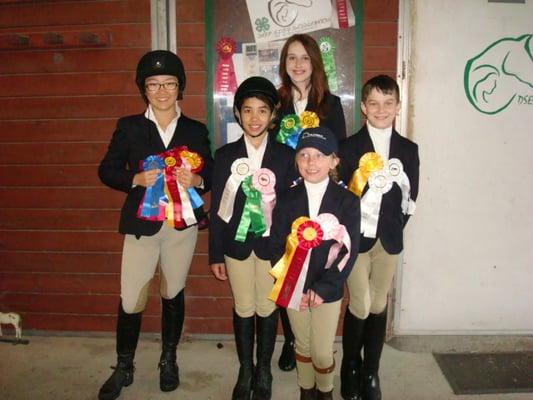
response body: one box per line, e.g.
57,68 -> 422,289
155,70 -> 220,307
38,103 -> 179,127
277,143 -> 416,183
285,131 -> 301,149
138,155 -> 165,218
187,187 -> 204,209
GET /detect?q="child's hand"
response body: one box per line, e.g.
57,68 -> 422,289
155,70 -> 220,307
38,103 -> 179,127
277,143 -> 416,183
299,293 -> 310,311
210,263 -> 228,281
174,167 -> 202,188
133,169 -> 161,187
307,289 -> 324,308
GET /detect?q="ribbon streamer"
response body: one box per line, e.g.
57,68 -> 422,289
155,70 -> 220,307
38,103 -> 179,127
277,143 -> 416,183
218,158 -> 255,222
387,158 -> 416,215
360,169 -> 393,238
234,175 -> 266,242
215,37 -> 238,95
253,168 -> 277,236
137,155 -> 166,220
318,36 -> 338,91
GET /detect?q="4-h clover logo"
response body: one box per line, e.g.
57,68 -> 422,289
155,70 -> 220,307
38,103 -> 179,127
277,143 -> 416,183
255,17 -> 270,33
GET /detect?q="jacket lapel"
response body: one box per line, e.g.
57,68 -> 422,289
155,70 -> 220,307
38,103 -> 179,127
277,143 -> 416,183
388,130 -> 403,159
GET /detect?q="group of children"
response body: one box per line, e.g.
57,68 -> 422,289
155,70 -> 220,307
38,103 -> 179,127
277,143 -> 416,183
98,33 -> 419,400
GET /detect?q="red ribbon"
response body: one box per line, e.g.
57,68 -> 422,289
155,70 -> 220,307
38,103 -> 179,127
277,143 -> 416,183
161,148 -> 186,228
336,0 -> 349,29
275,220 -> 323,308
215,37 -> 238,95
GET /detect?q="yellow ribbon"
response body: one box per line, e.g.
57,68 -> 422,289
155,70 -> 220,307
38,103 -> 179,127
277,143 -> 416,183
268,217 -> 310,302
300,111 -> 320,129
348,152 -> 384,197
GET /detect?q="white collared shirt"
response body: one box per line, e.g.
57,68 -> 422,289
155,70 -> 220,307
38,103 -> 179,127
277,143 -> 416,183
367,122 -> 392,161
144,103 -> 181,148
244,133 -> 268,171
304,177 -> 329,219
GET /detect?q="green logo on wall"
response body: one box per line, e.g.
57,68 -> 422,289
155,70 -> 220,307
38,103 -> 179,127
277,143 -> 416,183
464,34 -> 533,115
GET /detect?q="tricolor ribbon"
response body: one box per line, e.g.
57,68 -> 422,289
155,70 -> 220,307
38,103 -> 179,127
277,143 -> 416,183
269,214 -> 351,310
218,158 -> 255,222
348,152 -> 384,197
215,37 -> 238,95
276,111 -> 320,149
136,146 -> 204,229
318,37 -> 338,91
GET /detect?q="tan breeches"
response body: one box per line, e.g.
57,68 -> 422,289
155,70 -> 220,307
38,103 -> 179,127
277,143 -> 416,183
225,252 -> 276,318
120,223 -> 198,313
287,299 -> 342,392
346,240 -> 398,319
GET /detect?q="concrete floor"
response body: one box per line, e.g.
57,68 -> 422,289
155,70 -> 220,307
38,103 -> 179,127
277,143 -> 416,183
1,334 -> 532,400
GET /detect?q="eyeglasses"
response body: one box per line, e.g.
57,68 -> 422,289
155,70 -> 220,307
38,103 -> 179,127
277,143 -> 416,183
145,81 -> 178,92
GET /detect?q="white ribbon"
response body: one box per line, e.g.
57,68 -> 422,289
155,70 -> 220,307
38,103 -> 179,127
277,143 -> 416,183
217,158 -> 255,222
388,158 -> 416,215
360,169 -> 393,238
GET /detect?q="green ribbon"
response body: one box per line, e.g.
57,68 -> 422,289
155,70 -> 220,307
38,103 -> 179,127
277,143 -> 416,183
318,36 -> 338,92
235,175 -> 266,242
276,114 -> 301,148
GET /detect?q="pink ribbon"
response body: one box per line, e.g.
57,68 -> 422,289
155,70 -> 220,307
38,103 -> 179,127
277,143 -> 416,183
252,168 -> 276,235
315,213 -> 351,272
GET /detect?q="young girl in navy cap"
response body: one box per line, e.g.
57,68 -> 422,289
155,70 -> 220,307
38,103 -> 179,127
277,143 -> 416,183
269,126 -> 360,400
209,76 -> 297,400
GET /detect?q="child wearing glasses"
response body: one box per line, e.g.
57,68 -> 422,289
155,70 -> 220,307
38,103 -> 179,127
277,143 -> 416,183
97,50 -> 213,400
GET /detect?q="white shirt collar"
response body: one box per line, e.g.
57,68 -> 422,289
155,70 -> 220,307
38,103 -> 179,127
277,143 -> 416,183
144,103 -> 181,148
244,133 -> 268,170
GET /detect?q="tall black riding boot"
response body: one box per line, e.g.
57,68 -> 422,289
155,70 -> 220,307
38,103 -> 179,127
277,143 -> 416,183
98,302 -> 142,400
232,310 -> 255,400
253,309 -> 279,400
159,290 -> 185,392
278,308 -> 296,371
361,308 -> 387,400
340,306 -> 365,400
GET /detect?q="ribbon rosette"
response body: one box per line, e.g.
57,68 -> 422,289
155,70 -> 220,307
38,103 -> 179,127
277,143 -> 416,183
276,114 -> 301,149
218,158 -> 255,223
178,148 -> 205,210
215,37 -> 238,95
318,36 -> 338,91
276,111 -> 320,149
269,213 -> 351,310
137,146 -> 204,228
300,111 -> 320,129
348,152 -> 384,197
269,217 -> 323,309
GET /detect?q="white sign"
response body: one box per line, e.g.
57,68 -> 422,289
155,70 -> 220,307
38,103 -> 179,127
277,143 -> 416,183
246,0 -> 332,43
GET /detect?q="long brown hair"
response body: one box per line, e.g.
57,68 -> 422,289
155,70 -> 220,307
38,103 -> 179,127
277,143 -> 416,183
278,34 -> 330,119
